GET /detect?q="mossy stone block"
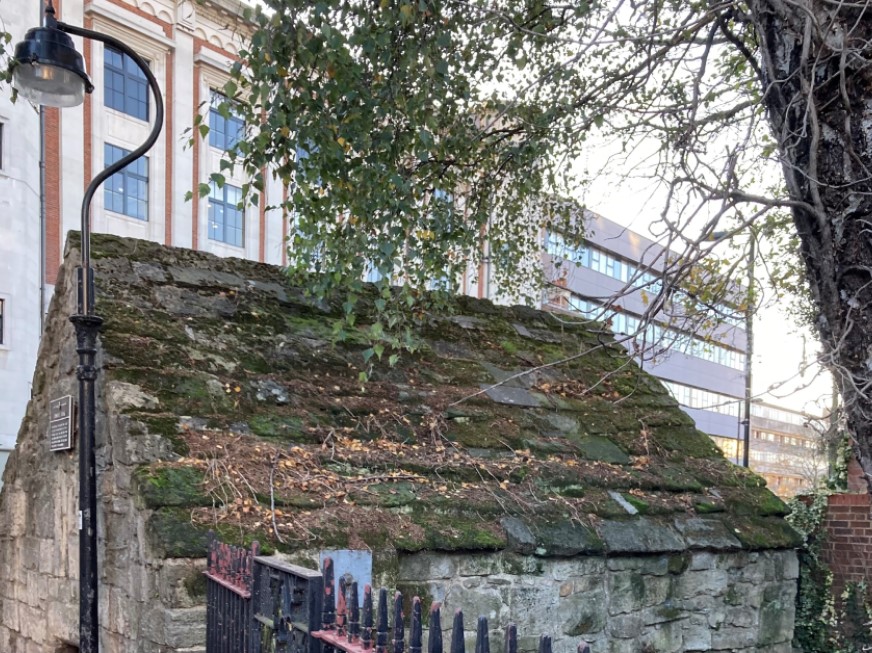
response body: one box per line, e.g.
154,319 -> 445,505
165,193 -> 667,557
573,436 -> 630,465
135,466 -> 209,509
147,509 -> 211,558
730,516 -> 803,549
651,426 -> 721,458
598,518 -> 685,553
533,520 -> 605,556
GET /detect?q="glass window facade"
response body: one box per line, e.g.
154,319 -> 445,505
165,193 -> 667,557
545,231 -> 744,327
551,290 -> 746,370
662,380 -> 742,417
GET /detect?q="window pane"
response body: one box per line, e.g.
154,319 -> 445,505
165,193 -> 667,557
103,143 -> 148,221
208,183 -> 244,246
104,46 -> 149,120
209,91 -> 244,151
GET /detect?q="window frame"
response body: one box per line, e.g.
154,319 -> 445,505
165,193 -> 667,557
104,143 -> 149,221
208,91 -> 245,151
104,45 -> 149,121
208,181 -> 245,247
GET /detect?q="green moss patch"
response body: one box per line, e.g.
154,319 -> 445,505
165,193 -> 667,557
730,516 -> 802,549
147,508 -> 212,558
248,414 -> 315,443
573,435 -> 630,464
135,466 -> 209,509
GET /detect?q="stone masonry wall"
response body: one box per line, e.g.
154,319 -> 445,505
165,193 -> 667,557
0,255 -> 207,653
0,240 -> 800,653
393,549 -> 798,653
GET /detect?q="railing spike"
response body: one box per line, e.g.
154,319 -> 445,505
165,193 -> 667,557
538,635 -> 552,653
577,643 -> 591,653
475,616 -> 489,653
450,609 -> 465,653
337,574 -> 348,634
504,624 -> 517,653
363,584 -> 374,649
323,557 -> 336,629
392,591 -> 405,653
410,597 -> 423,653
428,602 -> 443,653
349,581 -> 361,642
376,588 -> 389,653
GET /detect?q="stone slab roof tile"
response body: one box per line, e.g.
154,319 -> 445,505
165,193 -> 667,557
68,234 -> 798,558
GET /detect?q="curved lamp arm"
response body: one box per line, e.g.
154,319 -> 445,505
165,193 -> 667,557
56,21 -> 164,315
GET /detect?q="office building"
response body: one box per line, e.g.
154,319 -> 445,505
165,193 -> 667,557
541,211 -> 825,496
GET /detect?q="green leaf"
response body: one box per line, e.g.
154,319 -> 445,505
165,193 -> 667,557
198,183 -> 211,198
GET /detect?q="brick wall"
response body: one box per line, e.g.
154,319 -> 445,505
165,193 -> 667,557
821,459 -> 872,598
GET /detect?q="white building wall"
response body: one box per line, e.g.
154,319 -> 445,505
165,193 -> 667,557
0,0 -> 43,490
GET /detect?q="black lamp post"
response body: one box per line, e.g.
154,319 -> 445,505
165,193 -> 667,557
708,230 -> 755,468
12,3 -> 164,651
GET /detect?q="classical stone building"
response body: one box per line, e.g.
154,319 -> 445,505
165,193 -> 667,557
0,0 -> 274,485
0,235 -> 800,652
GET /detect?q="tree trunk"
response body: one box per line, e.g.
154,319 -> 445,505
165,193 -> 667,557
751,0 -> 872,487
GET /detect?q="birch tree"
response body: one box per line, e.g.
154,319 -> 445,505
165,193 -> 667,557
208,0 -> 872,484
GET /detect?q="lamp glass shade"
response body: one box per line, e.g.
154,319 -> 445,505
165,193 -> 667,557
12,26 -> 92,108
13,63 -> 86,107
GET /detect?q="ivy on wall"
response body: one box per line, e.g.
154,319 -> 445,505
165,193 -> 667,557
787,492 -> 872,653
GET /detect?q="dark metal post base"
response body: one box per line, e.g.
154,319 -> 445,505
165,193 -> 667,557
70,312 -> 103,653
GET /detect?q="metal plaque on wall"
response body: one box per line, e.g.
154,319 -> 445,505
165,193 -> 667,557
48,395 -> 74,452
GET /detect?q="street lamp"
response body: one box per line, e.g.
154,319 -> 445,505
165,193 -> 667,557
741,234 -> 755,468
12,2 -> 164,651
707,230 -> 755,468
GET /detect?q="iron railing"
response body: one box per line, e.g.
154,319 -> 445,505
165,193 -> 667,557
204,536 -> 592,653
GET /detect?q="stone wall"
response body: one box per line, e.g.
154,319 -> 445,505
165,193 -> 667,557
0,254 -> 207,653
0,238 -> 801,653
389,549 -> 797,653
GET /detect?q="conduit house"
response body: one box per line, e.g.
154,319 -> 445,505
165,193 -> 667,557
0,235 -> 800,653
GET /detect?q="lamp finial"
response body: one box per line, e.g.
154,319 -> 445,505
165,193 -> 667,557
44,0 -> 57,26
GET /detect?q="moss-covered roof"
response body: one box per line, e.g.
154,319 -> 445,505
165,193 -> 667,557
73,234 -> 798,557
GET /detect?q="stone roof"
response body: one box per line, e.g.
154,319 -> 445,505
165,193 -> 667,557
67,234 -> 798,558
